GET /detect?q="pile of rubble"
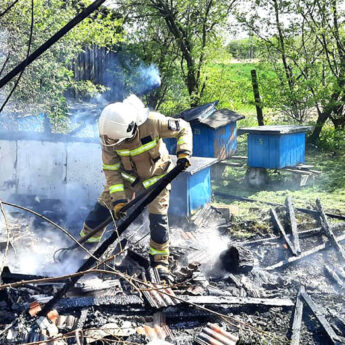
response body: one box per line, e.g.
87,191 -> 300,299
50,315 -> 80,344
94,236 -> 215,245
0,197 -> 345,345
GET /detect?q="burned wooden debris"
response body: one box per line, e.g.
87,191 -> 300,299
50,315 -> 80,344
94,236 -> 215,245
300,289 -> 343,345
316,198 -> 345,261
290,286 -> 304,345
219,245 -> 254,273
285,196 -> 301,254
1,196 -> 345,345
266,198 -> 345,271
270,207 -> 299,256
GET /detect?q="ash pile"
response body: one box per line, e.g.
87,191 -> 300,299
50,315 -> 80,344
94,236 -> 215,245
1,197 -> 345,345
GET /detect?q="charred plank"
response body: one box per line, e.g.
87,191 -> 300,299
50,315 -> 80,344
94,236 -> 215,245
290,286 -> 304,345
180,295 -> 294,307
301,290 -> 342,345
266,232 -> 345,271
285,196 -> 301,254
270,208 -> 297,256
316,199 -> 345,261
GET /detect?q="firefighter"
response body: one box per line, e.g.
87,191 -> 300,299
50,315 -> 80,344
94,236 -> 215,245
80,94 -> 192,280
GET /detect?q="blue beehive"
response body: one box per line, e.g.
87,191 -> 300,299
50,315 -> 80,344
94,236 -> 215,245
169,156 -> 218,217
165,102 -> 244,160
240,125 -> 312,169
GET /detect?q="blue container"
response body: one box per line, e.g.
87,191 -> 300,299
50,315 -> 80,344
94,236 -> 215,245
165,106 -> 244,160
169,156 -> 217,217
240,125 -> 312,169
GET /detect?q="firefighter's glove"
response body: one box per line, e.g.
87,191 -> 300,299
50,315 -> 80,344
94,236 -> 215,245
177,153 -> 191,171
113,201 -> 127,220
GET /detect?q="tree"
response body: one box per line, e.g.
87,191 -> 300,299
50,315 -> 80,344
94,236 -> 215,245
0,0 -> 123,130
119,0 -> 237,107
237,0 -> 345,142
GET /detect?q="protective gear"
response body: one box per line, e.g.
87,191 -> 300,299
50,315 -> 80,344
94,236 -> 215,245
113,201 -> 127,220
149,214 -> 169,243
149,251 -> 172,284
80,202 -> 110,243
98,94 -> 149,145
101,111 -> 192,206
83,108 -> 192,276
177,153 -> 191,170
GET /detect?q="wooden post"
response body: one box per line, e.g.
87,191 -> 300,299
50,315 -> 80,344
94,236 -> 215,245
251,69 -> 264,126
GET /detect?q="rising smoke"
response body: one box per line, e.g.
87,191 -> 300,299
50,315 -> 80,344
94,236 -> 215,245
0,49 -> 161,275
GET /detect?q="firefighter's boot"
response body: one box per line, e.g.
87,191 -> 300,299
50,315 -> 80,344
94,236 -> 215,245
148,241 -> 171,283
148,213 -> 171,281
80,202 -> 110,246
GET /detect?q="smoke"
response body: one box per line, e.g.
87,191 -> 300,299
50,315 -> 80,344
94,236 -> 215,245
131,63 -> 161,95
0,47 -> 163,277
0,214 -> 84,277
170,223 -> 229,277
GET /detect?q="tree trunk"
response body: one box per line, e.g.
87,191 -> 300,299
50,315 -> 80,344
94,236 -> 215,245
308,111 -> 330,143
330,116 -> 345,129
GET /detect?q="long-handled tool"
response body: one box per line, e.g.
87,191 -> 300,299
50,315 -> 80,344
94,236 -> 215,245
53,187 -> 152,262
37,163 -> 185,317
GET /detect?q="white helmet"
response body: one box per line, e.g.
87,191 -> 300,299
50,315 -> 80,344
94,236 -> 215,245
98,94 -> 149,146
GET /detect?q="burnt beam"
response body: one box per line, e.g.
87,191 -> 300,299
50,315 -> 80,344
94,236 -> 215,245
180,295 -> 294,307
285,196 -> 301,254
56,294 -> 144,310
244,222 -> 345,246
266,232 -> 345,271
324,264 -> 344,288
301,290 -> 342,345
316,199 -> 345,261
270,208 -> 298,256
290,286 -> 304,345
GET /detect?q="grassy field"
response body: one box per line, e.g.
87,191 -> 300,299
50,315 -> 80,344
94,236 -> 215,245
212,133 -> 345,229
205,61 -> 345,230
202,60 -> 278,126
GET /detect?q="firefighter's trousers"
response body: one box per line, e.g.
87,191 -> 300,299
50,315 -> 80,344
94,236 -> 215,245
81,182 -> 170,265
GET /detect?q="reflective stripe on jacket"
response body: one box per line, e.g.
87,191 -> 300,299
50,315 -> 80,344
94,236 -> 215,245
101,112 -> 192,203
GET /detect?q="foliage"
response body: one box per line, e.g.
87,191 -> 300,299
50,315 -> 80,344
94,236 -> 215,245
236,0 -> 345,142
118,0 -> 236,108
0,0 -> 123,131
318,126 -> 345,152
227,37 -> 258,60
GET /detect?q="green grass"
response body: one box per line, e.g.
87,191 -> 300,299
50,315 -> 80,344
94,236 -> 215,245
213,137 -> 345,221
205,61 -> 345,218
202,61 -> 277,118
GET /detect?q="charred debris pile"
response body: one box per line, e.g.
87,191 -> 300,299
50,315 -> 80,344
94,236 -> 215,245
0,197 -> 345,345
